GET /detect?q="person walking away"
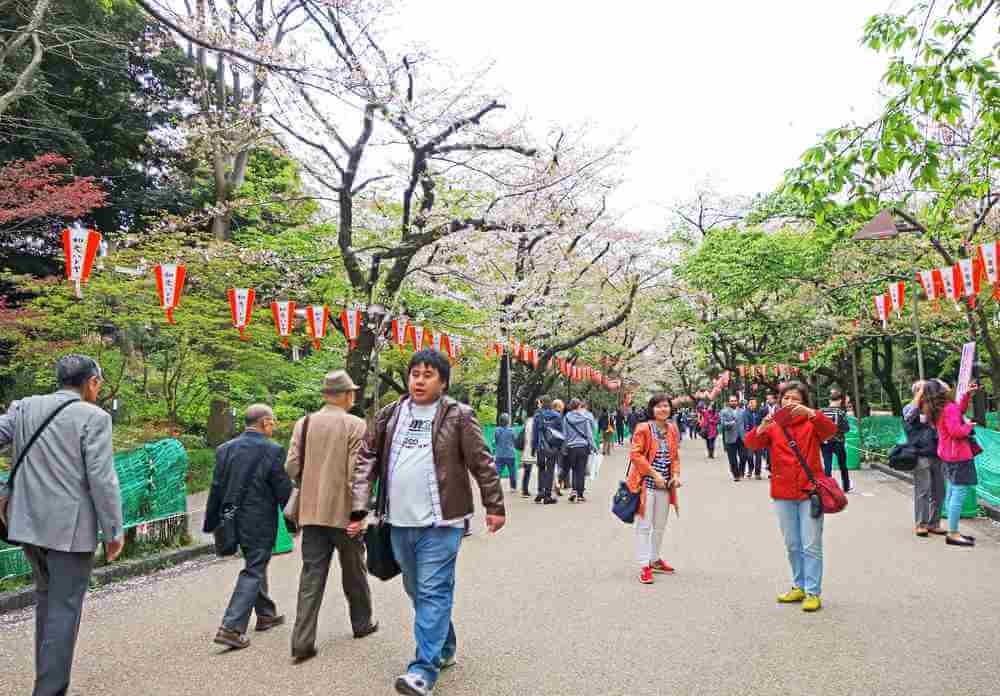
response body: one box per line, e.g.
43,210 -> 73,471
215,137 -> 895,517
720,396 -> 746,482
494,414 -> 518,492
285,371 -> 377,663
627,394 -> 681,584
531,396 -> 564,504
520,405 -> 537,498
205,404 -> 293,650
745,381 -> 837,613
351,349 -> 506,696
742,398 -> 767,479
616,409 -> 626,445
0,355 -> 123,696
820,390 -> 852,493
921,379 -> 979,547
563,399 -> 596,502
676,411 -> 687,439
700,406 -> 719,458
903,382 -> 946,538
599,409 -> 613,456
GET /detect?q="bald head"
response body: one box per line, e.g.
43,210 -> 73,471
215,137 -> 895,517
245,404 -> 274,430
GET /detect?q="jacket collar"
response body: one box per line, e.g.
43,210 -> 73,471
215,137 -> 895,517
241,430 -> 267,439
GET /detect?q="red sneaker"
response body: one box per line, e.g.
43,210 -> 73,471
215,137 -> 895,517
651,559 -> 675,574
639,566 -> 654,584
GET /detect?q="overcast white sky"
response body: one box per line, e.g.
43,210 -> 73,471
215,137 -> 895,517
391,0 -> 894,231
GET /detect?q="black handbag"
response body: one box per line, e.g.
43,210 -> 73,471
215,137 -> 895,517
213,454 -> 258,557
365,476 -> 400,581
1,398 -> 80,545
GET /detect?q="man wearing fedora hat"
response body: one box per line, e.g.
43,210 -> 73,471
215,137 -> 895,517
286,370 -> 377,663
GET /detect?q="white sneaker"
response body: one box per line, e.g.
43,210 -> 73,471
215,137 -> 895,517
395,672 -> 433,695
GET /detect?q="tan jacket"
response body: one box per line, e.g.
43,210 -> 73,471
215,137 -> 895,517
285,404 -> 367,529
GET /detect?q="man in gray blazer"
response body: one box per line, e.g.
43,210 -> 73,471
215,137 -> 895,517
0,354 -> 123,696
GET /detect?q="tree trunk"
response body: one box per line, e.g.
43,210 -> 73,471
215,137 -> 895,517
345,328 -> 377,417
871,337 -> 902,415
206,399 -> 234,446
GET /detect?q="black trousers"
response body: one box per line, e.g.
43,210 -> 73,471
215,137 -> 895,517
725,442 -> 743,479
705,436 -> 717,457
223,544 -> 277,634
616,429 -> 624,445
23,544 -> 95,696
520,460 -> 534,495
566,446 -> 590,497
822,440 -> 851,492
537,450 -> 558,498
743,448 -> 764,477
557,453 -> 571,487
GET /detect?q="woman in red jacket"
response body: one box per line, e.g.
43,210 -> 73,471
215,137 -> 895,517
628,394 -> 681,585
745,381 -> 836,613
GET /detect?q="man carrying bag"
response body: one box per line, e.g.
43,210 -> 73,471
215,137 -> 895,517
0,355 -> 123,696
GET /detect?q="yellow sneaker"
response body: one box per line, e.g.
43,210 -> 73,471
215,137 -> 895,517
802,594 -> 822,612
777,587 -> 806,603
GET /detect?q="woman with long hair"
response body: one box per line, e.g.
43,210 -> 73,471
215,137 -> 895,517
920,379 -> 979,547
628,394 -> 681,585
744,381 -> 837,613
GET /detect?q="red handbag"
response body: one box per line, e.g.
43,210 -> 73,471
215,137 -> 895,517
781,425 -> 848,515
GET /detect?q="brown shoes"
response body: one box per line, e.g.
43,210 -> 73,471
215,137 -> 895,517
292,647 -> 318,664
255,614 -> 285,632
213,627 -> 250,650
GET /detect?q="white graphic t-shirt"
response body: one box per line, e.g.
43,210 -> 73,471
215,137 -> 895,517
387,400 -> 440,527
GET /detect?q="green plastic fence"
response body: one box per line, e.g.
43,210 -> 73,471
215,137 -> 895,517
1,438 -> 189,580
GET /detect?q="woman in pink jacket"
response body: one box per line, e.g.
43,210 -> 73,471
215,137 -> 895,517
920,379 -> 978,547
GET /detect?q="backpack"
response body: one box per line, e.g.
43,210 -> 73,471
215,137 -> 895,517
538,411 -> 565,454
513,428 -> 526,451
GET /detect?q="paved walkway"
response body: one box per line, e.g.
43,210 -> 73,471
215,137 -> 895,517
2,437 -> 1000,695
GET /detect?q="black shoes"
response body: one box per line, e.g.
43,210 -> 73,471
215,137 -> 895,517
292,647 -> 318,664
946,535 -> 975,547
534,495 -> 544,504
354,621 -> 380,639
543,497 -> 558,505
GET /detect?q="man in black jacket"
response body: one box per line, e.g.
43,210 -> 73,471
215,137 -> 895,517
204,404 -> 293,649
531,395 -> 564,504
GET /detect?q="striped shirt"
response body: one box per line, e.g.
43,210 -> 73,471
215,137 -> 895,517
645,424 -> 672,490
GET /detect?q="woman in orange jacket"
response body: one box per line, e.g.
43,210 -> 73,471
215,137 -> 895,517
628,393 -> 681,585
745,381 -> 836,613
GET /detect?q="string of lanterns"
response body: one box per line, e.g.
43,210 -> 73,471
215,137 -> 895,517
490,337 -> 622,391
61,227 -> 465,359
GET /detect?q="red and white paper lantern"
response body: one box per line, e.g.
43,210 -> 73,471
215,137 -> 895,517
977,242 -> 1000,300
391,317 -> 409,350
271,301 -> 296,348
940,266 -> 960,306
153,264 -> 186,323
306,304 -> 330,350
62,225 -> 102,298
955,258 -> 981,307
916,269 -> 942,306
887,281 -> 906,319
408,324 -> 427,352
874,294 -> 890,328
227,288 -> 255,340
340,308 -> 362,349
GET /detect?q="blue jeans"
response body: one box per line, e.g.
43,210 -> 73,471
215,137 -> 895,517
774,499 -> 824,595
496,457 -> 516,489
946,483 -> 972,533
390,526 -> 463,687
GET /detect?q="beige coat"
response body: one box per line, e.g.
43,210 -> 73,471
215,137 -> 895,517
285,404 -> 367,529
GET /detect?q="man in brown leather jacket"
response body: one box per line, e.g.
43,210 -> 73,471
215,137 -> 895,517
349,349 -> 505,696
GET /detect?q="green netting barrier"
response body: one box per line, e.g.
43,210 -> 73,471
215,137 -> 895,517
972,427 -> 1000,508
1,438 -> 189,580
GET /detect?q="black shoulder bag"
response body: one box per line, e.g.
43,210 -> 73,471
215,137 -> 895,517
213,453 -> 259,557
1,398 -> 80,545
365,404 -> 402,581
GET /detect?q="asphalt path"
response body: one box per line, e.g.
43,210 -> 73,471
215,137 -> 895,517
2,436 -> 999,696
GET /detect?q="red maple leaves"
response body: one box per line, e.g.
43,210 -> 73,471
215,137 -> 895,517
0,153 -> 106,226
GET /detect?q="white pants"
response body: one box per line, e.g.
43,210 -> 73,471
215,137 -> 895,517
635,488 -> 670,568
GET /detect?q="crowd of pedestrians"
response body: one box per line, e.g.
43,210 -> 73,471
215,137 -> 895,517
1,350 -> 989,695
